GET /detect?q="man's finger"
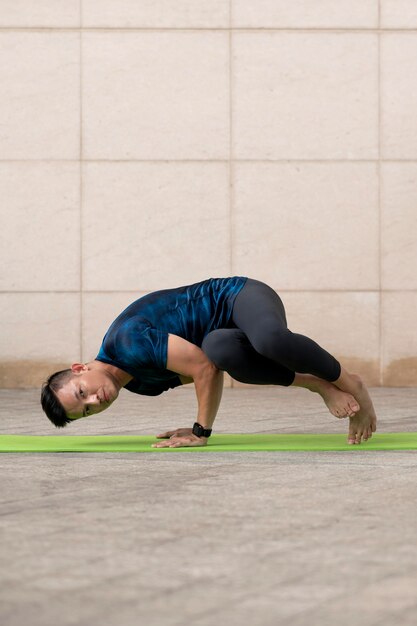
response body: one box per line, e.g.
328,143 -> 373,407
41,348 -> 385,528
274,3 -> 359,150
152,435 -> 206,449
152,438 -> 177,447
153,436 -> 183,448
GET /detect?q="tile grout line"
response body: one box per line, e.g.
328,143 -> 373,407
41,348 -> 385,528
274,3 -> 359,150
377,0 -> 384,386
229,0 -> 234,390
3,289 -> 415,294
1,27 -> 417,33
2,158 -> 417,163
79,1 -> 84,363
229,0 -> 233,278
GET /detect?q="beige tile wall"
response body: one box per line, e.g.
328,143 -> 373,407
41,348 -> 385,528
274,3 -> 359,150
82,32 -> 229,160
82,162 -> 230,290
0,32 -> 80,159
1,1 -> 416,388
233,33 -> 378,160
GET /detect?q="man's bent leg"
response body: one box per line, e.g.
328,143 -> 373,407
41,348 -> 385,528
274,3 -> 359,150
203,331 -> 363,422
231,280 -> 376,443
232,279 -> 341,382
202,329 -> 295,386
202,329 -> 376,439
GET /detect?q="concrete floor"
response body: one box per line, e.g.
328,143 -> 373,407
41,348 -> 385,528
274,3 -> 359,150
1,385 -> 417,626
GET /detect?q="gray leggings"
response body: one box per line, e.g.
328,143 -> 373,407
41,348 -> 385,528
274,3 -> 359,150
201,278 -> 341,386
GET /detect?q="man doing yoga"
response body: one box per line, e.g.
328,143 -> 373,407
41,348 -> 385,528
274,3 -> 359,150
41,277 -> 377,448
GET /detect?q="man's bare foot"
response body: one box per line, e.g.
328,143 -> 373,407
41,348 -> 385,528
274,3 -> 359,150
346,375 -> 377,445
319,383 -> 360,419
291,374 -> 360,418
332,369 -> 377,445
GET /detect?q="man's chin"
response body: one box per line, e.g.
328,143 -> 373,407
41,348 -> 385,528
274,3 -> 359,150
109,388 -> 119,404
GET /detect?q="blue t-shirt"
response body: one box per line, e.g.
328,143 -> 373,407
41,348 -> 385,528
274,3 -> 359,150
96,276 -> 247,396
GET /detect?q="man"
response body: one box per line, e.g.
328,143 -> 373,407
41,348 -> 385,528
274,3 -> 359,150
41,277 -> 377,447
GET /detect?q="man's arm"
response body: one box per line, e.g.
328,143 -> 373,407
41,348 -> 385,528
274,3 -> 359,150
152,334 -> 224,448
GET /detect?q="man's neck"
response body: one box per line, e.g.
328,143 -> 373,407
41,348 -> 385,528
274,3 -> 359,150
89,360 -> 133,389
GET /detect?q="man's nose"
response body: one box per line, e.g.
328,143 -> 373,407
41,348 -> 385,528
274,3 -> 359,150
88,394 -> 100,405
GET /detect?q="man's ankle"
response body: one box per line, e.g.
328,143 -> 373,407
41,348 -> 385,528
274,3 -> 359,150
292,373 -> 324,394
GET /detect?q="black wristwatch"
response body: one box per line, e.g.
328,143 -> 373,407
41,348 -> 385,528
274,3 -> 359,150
192,422 -> 212,438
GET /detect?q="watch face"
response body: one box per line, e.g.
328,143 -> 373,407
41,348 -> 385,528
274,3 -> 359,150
193,423 -> 211,437
193,423 -> 203,437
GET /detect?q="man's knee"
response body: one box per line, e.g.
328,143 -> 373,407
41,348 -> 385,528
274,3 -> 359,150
201,331 -> 231,370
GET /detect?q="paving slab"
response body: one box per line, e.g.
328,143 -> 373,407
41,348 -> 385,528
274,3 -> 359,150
0,386 -> 416,626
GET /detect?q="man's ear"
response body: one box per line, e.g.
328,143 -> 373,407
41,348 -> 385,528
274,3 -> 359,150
71,363 -> 88,375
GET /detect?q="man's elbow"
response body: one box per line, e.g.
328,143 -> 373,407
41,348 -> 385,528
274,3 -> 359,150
193,360 -> 220,382
179,374 -> 194,385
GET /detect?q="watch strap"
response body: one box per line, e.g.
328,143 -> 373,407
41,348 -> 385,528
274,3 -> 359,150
192,422 -> 212,438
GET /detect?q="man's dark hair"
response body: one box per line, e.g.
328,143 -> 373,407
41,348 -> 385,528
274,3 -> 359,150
41,369 -> 74,428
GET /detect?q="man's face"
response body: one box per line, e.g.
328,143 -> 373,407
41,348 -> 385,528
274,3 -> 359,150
56,364 -> 120,421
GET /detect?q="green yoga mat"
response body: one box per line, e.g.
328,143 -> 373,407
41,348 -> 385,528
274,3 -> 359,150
0,433 -> 416,453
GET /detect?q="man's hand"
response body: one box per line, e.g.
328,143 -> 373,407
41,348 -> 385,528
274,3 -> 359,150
156,427 -> 193,439
152,433 -> 207,448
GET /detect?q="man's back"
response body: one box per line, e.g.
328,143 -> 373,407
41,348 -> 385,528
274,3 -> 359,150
95,276 -> 247,395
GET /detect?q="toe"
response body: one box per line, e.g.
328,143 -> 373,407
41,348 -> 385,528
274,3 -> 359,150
348,424 -> 356,445
356,426 -> 364,443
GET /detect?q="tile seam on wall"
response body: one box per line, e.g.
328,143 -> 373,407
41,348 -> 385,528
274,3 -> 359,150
0,159 -> 234,163
378,1 -> 383,386
8,157 -> 417,162
229,0 -> 233,388
2,28 -> 417,33
2,159 -> 417,163
229,159 -> 385,164
79,13 -> 84,363
5,290 -> 414,295
229,0 -> 234,277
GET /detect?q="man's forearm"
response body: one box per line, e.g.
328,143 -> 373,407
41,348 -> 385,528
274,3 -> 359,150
193,364 -> 224,430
